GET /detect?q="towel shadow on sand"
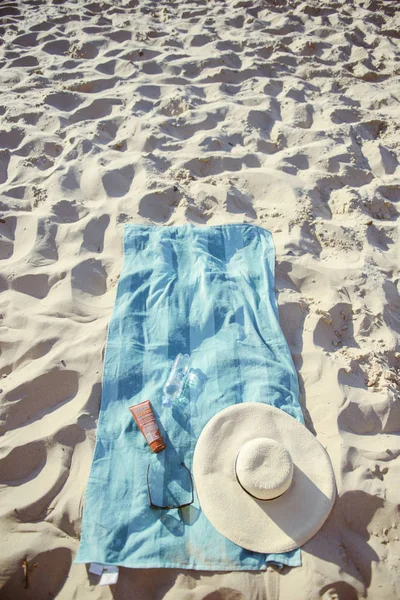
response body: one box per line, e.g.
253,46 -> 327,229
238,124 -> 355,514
108,490 -> 377,599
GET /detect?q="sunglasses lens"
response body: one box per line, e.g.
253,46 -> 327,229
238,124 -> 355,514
148,457 -> 193,509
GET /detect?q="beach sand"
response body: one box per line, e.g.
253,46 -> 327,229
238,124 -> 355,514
1,0 -> 400,598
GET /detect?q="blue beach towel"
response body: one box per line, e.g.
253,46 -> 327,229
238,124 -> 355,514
76,223 -> 304,570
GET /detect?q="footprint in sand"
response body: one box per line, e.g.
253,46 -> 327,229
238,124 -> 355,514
1,369 -> 79,434
71,258 -> 107,296
319,581 -> 358,600
0,440 -> 47,485
51,200 -> 85,223
11,273 -> 51,299
80,214 -> 110,253
95,59 -> 117,75
69,98 -> 122,124
0,128 -> 24,150
102,164 -> 134,197
139,186 -> 183,222
0,218 -> 15,260
42,39 -> 70,56
45,92 -> 83,112
10,55 -> 39,68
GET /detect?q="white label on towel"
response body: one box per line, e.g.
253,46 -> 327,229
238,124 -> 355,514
99,566 -> 119,586
89,563 -> 104,576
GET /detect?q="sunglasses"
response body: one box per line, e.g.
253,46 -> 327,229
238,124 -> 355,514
146,462 -> 194,510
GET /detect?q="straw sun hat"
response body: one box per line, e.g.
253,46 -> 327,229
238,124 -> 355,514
193,403 -> 336,554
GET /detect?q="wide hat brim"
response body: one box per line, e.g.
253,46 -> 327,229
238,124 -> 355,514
193,402 -> 336,554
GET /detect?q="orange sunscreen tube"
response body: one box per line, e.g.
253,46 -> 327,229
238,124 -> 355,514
129,400 -> 166,453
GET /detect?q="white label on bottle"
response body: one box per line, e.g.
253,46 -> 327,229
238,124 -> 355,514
143,422 -> 158,444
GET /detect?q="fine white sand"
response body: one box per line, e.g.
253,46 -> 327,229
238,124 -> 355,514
1,0 -> 400,598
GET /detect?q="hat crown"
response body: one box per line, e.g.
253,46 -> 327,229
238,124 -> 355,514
235,437 -> 294,501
